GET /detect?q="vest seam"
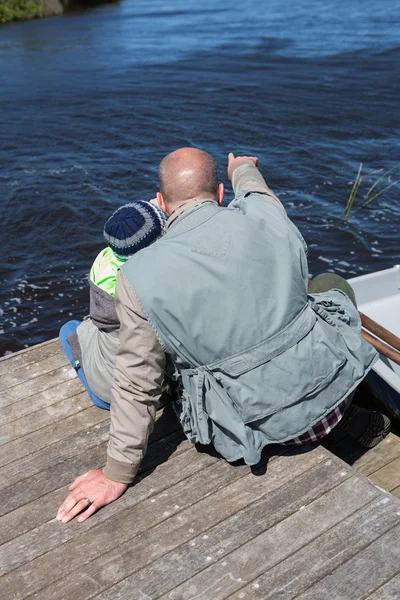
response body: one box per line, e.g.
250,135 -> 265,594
208,303 -> 312,371
121,270 -> 169,353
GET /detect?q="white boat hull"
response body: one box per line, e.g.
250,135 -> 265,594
348,266 -> 400,418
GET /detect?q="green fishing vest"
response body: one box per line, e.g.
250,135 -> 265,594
122,193 -> 378,465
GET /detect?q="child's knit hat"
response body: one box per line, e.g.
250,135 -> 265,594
103,201 -> 166,261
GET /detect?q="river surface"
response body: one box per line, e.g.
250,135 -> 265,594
0,0 -> 399,355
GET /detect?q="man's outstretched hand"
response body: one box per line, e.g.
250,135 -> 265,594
56,469 -> 128,523
227,153 -> 259,181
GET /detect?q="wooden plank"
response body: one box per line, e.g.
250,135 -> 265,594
0,442 -> 214,546
0,428 -> 205,541
155,476 -> 380,600
369,457 -> 400,493
295,524 -> 400,600
365,573 -> 400,599
0,350 -> 68,392
0,377 -> 83,426
0,339 -> 59,376
1,405 -> 109,465
0,432 -> 191,579
0,391 -> 91,445
0,449 -> 110,544
1,454 -> 235,597
58,453 -> 352,600
0,421 -> 110,500
0,408 -> 179,538
391,485 -> 400,500
0,414 -> 183,514
352,433 -> 400,477
4,446 -> 325,600
0,364 -> 76,408
227,495 -> 400,600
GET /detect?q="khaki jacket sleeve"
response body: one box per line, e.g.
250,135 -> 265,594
102,270 -> 166,484
231,162 -> 285,212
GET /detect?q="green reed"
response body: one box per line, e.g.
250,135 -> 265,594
344,163 -> 400,220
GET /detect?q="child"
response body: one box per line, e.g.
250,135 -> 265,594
59,200 -> 166,409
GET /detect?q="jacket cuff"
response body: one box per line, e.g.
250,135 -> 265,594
231,161 -> 255,184
102,455 -> 139,484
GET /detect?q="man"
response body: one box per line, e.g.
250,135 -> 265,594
57,148 -> 383,524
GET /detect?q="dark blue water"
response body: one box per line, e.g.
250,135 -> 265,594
1,0 -> 399,355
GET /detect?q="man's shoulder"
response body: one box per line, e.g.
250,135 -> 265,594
227,189 -> 287,217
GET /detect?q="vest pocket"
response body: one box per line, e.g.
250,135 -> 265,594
174,368 -> 212,445
213,317 -> 347,425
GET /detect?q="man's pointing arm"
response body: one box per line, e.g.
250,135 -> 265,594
228,152 -> 285,211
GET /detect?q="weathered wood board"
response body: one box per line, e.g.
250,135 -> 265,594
1,341 -> 400,600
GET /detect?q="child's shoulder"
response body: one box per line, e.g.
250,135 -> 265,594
90,247 -> 125,293
95,246 -> 114,261
93,247 -> 124,269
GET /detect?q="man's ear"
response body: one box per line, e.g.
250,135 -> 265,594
217,183 -> 224,206
157,192 -> 168,215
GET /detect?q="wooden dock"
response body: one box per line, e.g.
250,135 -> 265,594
1,340 -> 400,600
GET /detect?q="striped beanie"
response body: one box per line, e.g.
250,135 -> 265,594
103,201 -> 166,261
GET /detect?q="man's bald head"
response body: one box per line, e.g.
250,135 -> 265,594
158,148 -> 220,212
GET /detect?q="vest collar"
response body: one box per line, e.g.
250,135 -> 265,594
164,200 -> 224,239
165,198 -> 218,231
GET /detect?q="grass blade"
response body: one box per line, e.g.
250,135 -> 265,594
344,163 -> 362,219
362,178 -> 400,208
362,164 -> 400,205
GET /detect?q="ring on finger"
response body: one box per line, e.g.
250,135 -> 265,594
83,497 -> 92,505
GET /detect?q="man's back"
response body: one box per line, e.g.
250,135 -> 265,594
126,195 -> 307,365
124,183 -> 377,464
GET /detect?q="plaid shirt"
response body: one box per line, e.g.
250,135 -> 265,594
282,395 -> 351,446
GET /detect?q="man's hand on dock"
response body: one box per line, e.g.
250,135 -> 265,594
56,469 -> 128,523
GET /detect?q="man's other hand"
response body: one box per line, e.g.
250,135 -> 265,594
227,153 -> 259,181
56,469 -> 128,523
